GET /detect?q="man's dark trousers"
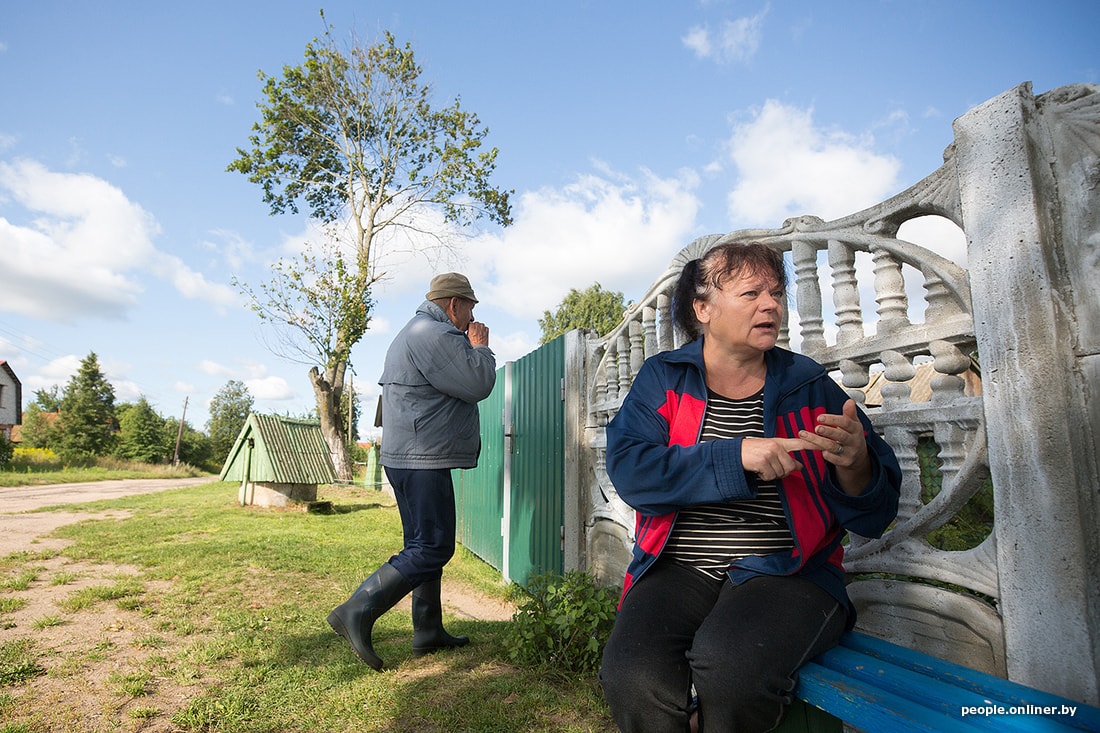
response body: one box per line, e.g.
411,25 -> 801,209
383,467 -> 457,586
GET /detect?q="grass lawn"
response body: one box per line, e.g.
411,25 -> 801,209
0,481 -> 614,732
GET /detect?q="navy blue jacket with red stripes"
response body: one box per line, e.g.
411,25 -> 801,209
605,338 -> 901,619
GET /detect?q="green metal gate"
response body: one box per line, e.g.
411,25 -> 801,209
455,335 -> 566,585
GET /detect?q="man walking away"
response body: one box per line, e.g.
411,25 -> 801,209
328,273 -> 496,670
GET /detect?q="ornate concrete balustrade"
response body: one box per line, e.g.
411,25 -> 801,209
570,82 -> 1100,706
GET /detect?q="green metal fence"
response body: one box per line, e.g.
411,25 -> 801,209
508,336 -> 565,583
455,335 -> 566,585
454,369 -> 506,572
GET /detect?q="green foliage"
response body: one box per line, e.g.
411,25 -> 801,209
32,386 -> 61,412
116,397 -> 172,464
3,446 -> 62,473
0,455 -> 204,486
0,435 -> 11,469
206,379 -> 254,463
917,436 -> 995,551
166,418 -> 217,472
346,440 -> 371,464
57,352 -> 117,462
235,238 -> 371,374
341,378 -> 362,443
539,283 -> 628,345
228,22 -> 512,227
505,570 -> 618,676
17,404 -> 60,450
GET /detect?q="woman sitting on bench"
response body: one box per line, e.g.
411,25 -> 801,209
598,242 -> 902,733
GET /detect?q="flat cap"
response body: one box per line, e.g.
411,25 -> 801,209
426,272 -> 478,303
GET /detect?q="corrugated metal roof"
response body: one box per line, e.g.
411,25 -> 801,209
219,413 -> 337,484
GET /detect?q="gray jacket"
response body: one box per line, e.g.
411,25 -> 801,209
379,300 -> 497,469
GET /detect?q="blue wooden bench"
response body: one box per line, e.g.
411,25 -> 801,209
776,631 -> 1100,732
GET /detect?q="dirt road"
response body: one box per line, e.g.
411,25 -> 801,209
0,477 -> 215,556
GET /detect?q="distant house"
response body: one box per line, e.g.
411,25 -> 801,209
219,413 -> 338,507
0,361 -> 22,441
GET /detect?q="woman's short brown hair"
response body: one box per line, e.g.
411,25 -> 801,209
672,242 -> 787,340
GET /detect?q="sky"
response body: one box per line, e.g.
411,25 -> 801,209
1,1 -> 1097,438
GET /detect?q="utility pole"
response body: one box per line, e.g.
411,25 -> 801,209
173,396 -> 188,467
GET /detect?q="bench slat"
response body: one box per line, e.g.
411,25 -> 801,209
816,646 -> 1055,733
839,633 -> 1100,732
797,662 -> 976,733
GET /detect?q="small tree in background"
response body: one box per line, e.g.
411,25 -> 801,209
33,386 -> 62,412
167,418 -> 217,472
57,352 -> 117,463
19,388 -> 64,451
538,283 -> 628,345
116,397 -> 172,464
18,403 -> 61,450
207,379 -> 254,463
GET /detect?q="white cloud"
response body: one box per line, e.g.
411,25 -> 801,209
202,228 -> 260,272
247,375 -> 295,401
196,359 -> 295,401
365,316 -> 391,335
112,379 -> 144,403
724,100 -> 902,226
681,26 -> 713,58
13,353 -> 150,407
149,252 -> 238,309
492,329 -> 538,365
0,158 -> 236,321
22,354 -> 81,394
682,6 -> 768,64
462,164 -> 702,320
198,360 -> 235,377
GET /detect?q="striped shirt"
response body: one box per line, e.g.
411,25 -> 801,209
663,388 -> 795,580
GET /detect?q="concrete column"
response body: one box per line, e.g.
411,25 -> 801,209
954,82 -> 1100,704
562,329 -> 589,573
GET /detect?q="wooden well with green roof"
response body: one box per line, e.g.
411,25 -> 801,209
219,413 -> 337,507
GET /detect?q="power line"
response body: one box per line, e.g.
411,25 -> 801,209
0,320 -> 68,365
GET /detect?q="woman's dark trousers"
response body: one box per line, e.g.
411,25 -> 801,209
599,559 -> 846,733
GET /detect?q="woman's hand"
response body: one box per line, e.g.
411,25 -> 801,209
741,437 -> 808,482
797,399 -> 872,495
741,400 -> 872,494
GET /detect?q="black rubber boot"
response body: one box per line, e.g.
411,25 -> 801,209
411,577 -> 470,657
327,562 -> 413,670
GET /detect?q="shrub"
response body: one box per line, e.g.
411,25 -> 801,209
6,447 -> 62,472
0,435 -> 11,469
505,570 -> 618,676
